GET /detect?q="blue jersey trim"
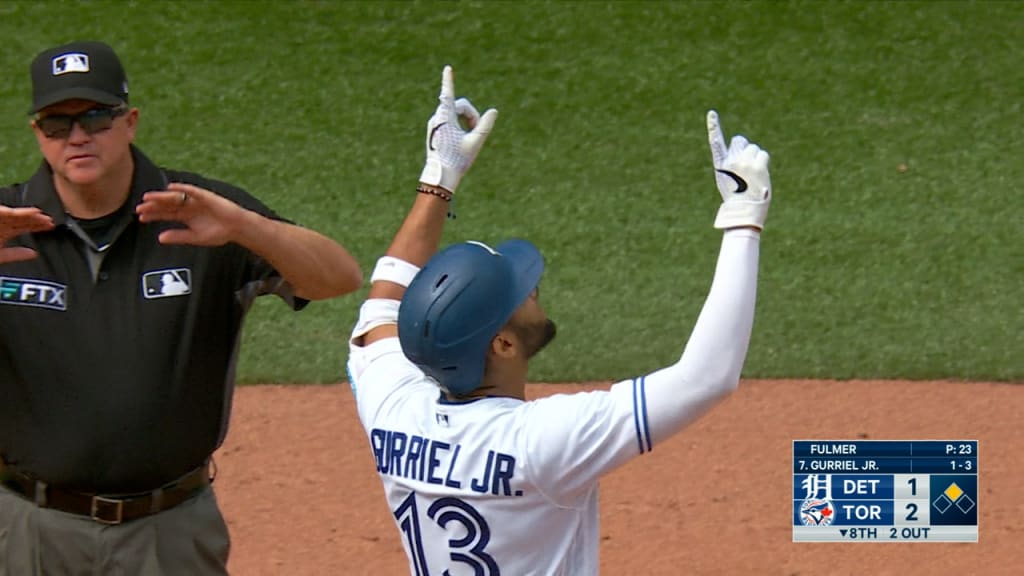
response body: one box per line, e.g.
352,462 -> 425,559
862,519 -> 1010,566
632,378 -> 645,454
640,376 -> 652,452
346,364 -> 357,394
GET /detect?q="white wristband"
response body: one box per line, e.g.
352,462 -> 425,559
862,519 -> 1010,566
370,256 -> 421,288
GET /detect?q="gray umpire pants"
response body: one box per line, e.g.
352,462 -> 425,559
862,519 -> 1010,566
0,484 -> 230,576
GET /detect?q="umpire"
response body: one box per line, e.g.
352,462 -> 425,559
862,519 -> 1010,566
0,41 -> 362,574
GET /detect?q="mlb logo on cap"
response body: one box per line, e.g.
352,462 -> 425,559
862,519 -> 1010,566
29,40 -> 129,113
52,53 -> 90,75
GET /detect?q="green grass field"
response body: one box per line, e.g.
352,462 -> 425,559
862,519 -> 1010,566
1,1 -> 1020,382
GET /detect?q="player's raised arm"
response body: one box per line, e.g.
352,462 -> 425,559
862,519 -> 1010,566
638,110 -> 771,445
351,65 -> 497,348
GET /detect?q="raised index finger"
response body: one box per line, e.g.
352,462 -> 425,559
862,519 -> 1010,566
706,110 -> 727,168
439,65 -> 454,107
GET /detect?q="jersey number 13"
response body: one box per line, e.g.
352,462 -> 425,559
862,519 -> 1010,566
394,492 -> 500,575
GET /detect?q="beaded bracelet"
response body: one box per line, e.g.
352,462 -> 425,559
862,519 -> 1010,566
416,185 -> 456,219
416,185 -> 452,202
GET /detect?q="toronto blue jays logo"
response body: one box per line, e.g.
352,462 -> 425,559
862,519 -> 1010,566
799,474 -> 835,527
800,498 -> 835,526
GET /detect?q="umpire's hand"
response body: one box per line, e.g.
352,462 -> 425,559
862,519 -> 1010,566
135,182 -> 250,247
0,205 -> 55,263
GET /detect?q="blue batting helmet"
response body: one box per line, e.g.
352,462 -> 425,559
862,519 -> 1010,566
398,239 -> 544,396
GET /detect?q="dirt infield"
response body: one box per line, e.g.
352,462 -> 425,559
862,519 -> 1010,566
215,380 -> 1021,575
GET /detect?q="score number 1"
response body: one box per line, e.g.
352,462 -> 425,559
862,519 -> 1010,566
905,477 -> 920,521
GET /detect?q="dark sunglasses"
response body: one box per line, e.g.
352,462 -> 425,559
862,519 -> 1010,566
35,106 -> 128,139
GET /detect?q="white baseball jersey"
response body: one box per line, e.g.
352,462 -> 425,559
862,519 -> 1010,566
348,229 -> 760,575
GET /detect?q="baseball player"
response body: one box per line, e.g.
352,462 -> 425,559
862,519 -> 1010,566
348,66 -> 771,575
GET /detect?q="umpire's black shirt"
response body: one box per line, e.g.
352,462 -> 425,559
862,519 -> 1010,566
0,146 -> 305,492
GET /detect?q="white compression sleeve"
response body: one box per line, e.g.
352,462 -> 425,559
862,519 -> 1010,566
642,228 -> 761,446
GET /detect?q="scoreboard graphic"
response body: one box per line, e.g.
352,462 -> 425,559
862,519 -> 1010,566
792,440 -> 978,542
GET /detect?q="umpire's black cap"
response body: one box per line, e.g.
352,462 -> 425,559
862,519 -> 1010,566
30,41 -> 129,114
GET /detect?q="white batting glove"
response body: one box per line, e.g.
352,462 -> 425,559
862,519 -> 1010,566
419,65 -> 498,193
706,110 -> 772,230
